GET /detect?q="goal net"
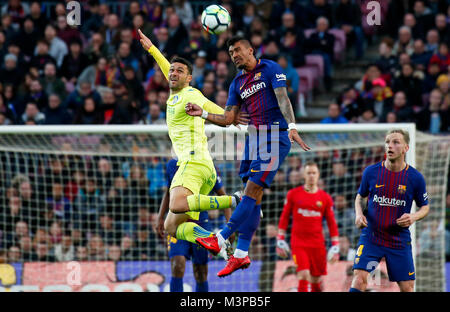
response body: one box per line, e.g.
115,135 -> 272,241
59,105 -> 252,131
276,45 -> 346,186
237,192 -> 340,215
0,124 -> 448,292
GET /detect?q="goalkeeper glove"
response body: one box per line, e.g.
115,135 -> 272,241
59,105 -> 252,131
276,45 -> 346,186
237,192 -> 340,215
276,234 -> 291,259
327,242 -> 340,262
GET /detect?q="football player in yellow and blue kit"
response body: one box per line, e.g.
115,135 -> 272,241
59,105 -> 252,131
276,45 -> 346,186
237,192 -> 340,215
157,158 -> 232,292
138,29 -> 242,249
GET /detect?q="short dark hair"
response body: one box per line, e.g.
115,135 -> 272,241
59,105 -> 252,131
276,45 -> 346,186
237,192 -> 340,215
170,56 -> 193,74
227,35 -> 253,49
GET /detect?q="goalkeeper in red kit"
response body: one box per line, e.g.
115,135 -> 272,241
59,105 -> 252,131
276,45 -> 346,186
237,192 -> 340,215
277,161 -> 340,292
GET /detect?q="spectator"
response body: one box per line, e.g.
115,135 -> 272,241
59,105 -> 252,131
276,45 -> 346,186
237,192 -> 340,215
19,236 -> 33,261
97,213 -> 120,246
64,80 -> 102,113
215,89 -> 228,109
302,0 -> 333,29
56,14 -> 81,46
87,234 -> 106,260
25,1 -> 47,35
357,106 -> 378,123
173,0 -> 193,30
120,235 -> 134,260
3,246 -> 18,264
333,194 -> 356,240
43,94 -> 73,125
45,182 -> 71,222
335,0 -> 365,59
268,0 -> 303,30
73,96 -> 104,125
53,233 -> 75,262
29,39 -> 57,75
133,225 -> 162,260
337,87 -> 365,122
305,16 -> 335,91
392,63 -> 424,108
413,0 -> 435,35
416,88 -> 449,133
75,245 -> 88,261
425,29 -> 440,54
403,13 -> 425,40
39,62 -> 66,100
100,13 -> 122,48
0,94 -> 16,124
107,244 -> 122,261
24,79 -> 48,111
429,42 -> 450,73
0,53 -> 23,86
327,161 -> 354,195
84,32 -> 112,65
381,91 -> 415,122
338,236 -> 356,261
411,39 -> 433,72
321,103 -> 349,124
39,24 -> 67,68
375,38 -> 398,79
96,157 -> 116,196
100,89 -> 132,124
191,51 -> 212,88
81,0 -> 103,36
279,28 -> 306,68
422,59 -> 441,93
32,242 -> 56,262
277,54 -> 299,110
20,102 -> 45,125
74,175 -> 105,231
393,26 -> 415,56
60,39 -> 90,89
435,13 -> 450,44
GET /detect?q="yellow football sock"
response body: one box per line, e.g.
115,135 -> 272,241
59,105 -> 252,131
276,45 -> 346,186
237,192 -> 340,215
187,194 -> 233,212
175,222 -> 213,244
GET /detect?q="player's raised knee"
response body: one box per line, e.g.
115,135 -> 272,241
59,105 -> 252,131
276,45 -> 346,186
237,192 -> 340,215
164,219 -> 178,237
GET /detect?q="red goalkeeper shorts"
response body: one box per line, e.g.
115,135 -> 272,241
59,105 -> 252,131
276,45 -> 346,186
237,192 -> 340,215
292,246 -> 327,277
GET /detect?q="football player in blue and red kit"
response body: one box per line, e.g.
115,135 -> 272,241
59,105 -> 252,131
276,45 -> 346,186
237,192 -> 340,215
350,129 -> 430,292
185,35 -> 310,277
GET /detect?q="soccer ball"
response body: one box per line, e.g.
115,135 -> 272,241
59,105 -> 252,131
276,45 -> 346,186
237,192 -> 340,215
201,4 -> 231,35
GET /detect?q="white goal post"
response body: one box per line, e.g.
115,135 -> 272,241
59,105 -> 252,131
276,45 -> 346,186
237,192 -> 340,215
0,123 -> 447,292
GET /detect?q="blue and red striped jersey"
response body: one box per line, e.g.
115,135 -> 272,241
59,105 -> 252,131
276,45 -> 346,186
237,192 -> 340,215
226,59 -> 288,129
358,161 -> 428,249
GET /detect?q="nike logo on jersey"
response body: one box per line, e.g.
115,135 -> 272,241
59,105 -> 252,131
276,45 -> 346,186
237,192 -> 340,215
250,169 -> 260,173
375,184 -> 384,188
408,272 -> 414,276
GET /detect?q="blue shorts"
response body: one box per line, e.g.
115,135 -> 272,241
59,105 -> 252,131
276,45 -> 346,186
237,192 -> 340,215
353,235 -> 415,282
168,220 -> 210,265
239,130 -> 291,188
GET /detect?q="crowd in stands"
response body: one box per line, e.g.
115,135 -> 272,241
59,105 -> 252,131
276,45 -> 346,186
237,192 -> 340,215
0,0 -> 449,265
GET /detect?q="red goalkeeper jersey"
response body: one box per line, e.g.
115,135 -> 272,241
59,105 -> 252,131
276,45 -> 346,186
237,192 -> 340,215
278,186 -> 339,248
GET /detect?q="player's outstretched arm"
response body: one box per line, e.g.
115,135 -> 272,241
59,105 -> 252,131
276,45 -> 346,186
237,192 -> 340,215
185,103 -> 240,127
138,29 -> 170,81
354,194 -> 368,228
274,87 -> 311,151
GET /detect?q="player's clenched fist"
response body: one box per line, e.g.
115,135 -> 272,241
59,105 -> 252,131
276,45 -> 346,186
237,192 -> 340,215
185,102 -> 203,116
138,29 -> 153,50
355,214 -> 368,229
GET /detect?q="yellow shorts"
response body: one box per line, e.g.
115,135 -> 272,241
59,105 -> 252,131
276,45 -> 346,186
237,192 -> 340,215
170,160 -> 217,220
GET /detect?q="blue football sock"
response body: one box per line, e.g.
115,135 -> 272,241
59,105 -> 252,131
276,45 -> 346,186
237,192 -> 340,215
236,204 -> 261,253
196,281 -> 208,292
170,277 -> 183,292
349,287 -> 362,292
220,196 -> 256,240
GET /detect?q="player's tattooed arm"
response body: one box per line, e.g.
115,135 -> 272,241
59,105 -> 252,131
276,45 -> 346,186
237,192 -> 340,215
354,194 -> 368,228
274,87 -> 296,124
274,87 -> 311,151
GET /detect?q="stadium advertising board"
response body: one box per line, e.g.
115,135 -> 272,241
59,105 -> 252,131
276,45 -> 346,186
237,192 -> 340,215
0,260 -> 262,292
